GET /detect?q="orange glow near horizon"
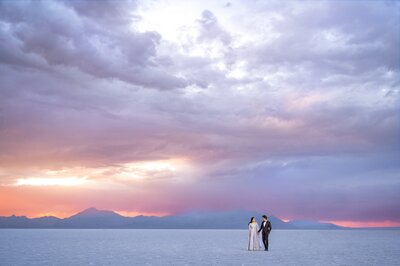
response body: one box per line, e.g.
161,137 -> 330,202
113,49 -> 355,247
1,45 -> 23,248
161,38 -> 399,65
115,210 -> 171,218
0,209 -> 172,219
323,220 -> 400,228
256,216 -> 400,228
0,158 -> 398,227
0,210 -> 78,219
31,211 -> 77,219
269,218 -> 400,228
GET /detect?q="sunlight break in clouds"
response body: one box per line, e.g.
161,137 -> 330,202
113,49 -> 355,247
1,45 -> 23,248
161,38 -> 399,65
13,177 -> 89,187
112,158 -> 192,181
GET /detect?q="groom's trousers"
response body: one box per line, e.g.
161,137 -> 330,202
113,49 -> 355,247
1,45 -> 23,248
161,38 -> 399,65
262,232 -> 270,250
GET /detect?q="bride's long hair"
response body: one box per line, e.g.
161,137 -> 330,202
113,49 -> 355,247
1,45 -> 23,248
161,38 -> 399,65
248,217 -> 255,225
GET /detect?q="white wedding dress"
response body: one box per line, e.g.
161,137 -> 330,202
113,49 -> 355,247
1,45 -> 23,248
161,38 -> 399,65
248,222 -> 260,251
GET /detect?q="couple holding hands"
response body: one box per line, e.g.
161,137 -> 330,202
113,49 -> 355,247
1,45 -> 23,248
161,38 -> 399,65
248,215 -> 272,251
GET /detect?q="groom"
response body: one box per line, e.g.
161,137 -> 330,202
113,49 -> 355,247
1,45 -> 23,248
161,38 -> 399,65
258,215 -> 272,251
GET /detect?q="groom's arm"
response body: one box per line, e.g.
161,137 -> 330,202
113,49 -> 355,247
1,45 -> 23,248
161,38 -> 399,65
258,221 -> 264,233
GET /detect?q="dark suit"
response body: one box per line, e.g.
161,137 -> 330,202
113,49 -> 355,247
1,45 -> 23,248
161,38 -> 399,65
258,220 -> 272,250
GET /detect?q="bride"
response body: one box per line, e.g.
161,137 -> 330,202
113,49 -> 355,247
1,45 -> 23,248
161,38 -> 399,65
248,217 -> 260,251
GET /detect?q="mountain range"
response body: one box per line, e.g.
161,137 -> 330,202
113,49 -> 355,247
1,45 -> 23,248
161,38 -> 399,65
0,207 -> 344,229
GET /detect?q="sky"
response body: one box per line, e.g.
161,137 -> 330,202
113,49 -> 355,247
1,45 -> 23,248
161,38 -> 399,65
0,0 -> 399,227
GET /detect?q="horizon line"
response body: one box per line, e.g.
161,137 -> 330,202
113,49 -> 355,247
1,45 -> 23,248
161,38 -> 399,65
2,207 -> 400,229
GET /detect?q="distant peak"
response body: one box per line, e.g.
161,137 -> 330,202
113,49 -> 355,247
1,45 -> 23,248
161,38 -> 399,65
82,207 -> 99,213
70,207 -> 123,218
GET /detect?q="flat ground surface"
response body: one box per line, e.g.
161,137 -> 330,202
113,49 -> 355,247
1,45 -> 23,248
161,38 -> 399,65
1,229 -> 399,265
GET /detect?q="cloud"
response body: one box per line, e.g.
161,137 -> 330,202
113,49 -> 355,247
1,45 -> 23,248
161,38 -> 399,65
244,1 -> 399,74
0,0 -> 188,90
0,0 -> 399,223
197,9 -> 232,45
